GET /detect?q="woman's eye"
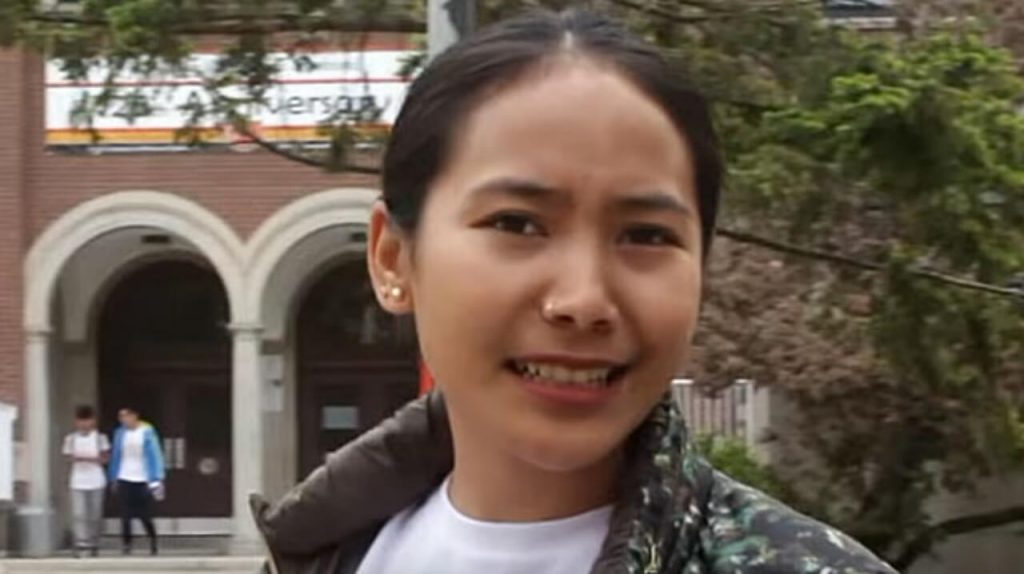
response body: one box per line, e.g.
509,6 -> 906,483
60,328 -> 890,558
486,213 -> 545,236
620,225 -> 682,247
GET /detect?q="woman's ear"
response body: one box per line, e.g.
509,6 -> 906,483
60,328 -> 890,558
367,200 -> 414,315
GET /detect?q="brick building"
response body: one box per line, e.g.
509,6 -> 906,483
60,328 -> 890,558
0,44 -> 419,551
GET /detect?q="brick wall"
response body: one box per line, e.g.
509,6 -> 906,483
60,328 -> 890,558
0,50 -> 29,407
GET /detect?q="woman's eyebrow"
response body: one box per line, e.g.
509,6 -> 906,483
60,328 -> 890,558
466,177 -> 693,219
614,191 -> 694,219
468,176 -> 566,205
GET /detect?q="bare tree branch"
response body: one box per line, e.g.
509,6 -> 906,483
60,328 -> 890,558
891,505 -> 1024,570
245,136 -> 329,170
27,11 -> 425,35
235,125 -> 382,175
606,0 -> 711,24
608,0 -> 822,24
202,124 -> 1024,300
718,228 -> 1024,299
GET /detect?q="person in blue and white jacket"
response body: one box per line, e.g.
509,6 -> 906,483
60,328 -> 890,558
108,407 -> 165,555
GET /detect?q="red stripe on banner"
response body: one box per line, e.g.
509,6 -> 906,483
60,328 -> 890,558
46,76 -> 409,89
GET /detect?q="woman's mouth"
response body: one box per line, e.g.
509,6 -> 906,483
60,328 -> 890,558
507,360 -> 627,387
504,358 -> 629,406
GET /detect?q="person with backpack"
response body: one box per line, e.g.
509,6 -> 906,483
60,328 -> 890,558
62,405 -> 111,558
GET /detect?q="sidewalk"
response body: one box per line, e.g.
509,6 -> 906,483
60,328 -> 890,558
0,556 -> 263,573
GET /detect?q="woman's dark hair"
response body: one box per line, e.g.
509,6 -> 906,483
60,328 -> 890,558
74,405 -> 95,420
383,9 -> 722,257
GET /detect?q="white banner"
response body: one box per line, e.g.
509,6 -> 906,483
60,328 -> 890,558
45,51 -> 414,148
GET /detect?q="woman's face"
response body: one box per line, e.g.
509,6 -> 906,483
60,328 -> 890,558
119,410 -> 139,428
371,61 -> 703,474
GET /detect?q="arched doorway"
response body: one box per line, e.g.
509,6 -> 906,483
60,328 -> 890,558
296,259 -> 419,478
98,259 -> 232,518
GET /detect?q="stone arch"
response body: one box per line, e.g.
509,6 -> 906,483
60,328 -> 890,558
244,187 -> 378,341
22,190 -> 248,517
24,191 -> 246,333
61,241 -> 206,344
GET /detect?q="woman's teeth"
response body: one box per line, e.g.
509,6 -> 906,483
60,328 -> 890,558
514,361 -> 613,388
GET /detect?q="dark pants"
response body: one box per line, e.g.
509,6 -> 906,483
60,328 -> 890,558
116,480 -> 157,552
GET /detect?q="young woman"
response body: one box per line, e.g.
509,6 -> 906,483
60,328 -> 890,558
108,407 -> 165,555
252,10 -> 896,574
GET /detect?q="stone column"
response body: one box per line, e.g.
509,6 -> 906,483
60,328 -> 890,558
428,0 -> 475,60
25,329 -> 52,507
20,328 -> 60,555
229,323 -> 265,553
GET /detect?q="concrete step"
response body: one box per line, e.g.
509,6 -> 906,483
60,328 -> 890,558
101,538 -> 227,554
0,556 -> 263,573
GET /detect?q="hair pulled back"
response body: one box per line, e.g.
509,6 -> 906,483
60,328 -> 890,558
382,9 -> 722,257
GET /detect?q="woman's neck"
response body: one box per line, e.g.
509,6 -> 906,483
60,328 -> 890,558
446,423 -> 622,523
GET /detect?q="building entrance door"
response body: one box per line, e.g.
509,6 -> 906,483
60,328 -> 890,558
98,260 -> 232,518
296,260 -> 419,480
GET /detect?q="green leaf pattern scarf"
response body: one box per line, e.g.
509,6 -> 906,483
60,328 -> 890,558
620,400 -> 897,574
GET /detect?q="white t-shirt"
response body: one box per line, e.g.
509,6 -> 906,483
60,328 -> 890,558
356,478 -> 613,574
62,430 -> 110,491
117,427 -> 149,483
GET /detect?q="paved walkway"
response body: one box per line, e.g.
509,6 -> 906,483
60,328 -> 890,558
0,556 -> 263,573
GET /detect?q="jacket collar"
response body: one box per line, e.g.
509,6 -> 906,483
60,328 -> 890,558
253,392 -> 710,573
592,397 -> 711,573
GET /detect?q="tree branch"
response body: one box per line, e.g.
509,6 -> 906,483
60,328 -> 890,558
717,228 -> 1024,299
607,0 -> 822,24
245,134 -> 328,170
186,122 -> 1024,300
178,113 -> 1024,302
27,11 -> 425,35
606,0 -> 711,24
235,125 -> 382,175
891,505 -> 1024,570
202,127 -> 1024,300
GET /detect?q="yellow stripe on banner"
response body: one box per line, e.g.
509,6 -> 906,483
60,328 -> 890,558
46,124 -> 390,145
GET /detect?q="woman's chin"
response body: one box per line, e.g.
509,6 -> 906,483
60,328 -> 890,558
511,432 -> 624,475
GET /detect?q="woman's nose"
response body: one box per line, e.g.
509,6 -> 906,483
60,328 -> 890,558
540,255 -> 620,334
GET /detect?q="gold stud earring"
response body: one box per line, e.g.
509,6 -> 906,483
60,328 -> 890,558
389,286 -> 403,300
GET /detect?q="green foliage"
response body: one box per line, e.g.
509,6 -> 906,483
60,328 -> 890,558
698,11 -> 1024,561
695,434 -> 793,504
6,0 -> 422,154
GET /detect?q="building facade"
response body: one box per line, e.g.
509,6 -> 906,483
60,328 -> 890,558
1,44 -> 420,551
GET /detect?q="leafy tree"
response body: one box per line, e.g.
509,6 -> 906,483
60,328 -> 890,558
657,2 -> 1024,567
